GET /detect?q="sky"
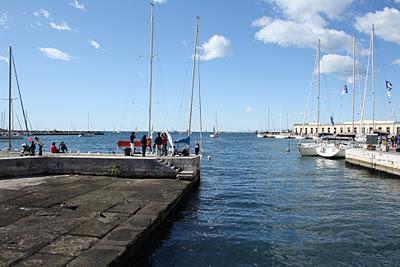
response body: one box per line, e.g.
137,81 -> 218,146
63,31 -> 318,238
0,0 -> 400,132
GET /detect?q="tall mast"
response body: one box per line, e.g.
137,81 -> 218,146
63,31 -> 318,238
371,24 -> 375,131
148,2 -> 155,137
317,39 -> 321,135
188,16 -> 199,136
8,46 -> 12,150
197,56 -> 203,151
352,36 -> 356,133
267,105 -> 270,131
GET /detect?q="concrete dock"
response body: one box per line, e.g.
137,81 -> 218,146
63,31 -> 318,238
346,148 -> 400,177
0,154 -> 200,266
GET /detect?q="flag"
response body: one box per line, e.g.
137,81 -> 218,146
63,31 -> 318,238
330,116 -> 334,126
341,85 -> 348,95
386,81 -> 393,90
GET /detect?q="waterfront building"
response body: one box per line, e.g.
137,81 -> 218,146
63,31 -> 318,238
293,120 -> 400,135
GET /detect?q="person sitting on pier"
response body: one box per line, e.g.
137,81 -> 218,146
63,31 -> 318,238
141,135 -> 147,157
59,142 -> 68,153
51,142 -> 59,153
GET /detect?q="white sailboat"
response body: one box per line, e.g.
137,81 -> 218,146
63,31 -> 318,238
316,35 -> 359,158
210,113 -> 220,138
298,39 -> 321,156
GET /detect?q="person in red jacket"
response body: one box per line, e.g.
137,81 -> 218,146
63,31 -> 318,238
51,142 -> 59,153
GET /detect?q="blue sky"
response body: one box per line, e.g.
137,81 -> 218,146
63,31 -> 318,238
0,0 -> 400,131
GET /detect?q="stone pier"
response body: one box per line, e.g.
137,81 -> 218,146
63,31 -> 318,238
346,148 -> 400,177
0,154 -> 200,266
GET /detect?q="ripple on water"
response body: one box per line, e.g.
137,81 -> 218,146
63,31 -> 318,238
145,134 -> 400,266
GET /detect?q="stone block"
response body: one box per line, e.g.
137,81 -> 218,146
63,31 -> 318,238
39,235 -> 99,257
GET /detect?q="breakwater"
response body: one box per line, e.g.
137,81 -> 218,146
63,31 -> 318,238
0,154 -> 200,266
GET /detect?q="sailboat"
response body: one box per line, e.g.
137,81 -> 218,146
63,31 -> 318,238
316,35 -> 359,158
210,113 -> 220,138
174,16 -> 203,155
0,46 -> 26,147
79,113 -> 94,137
298,39 -> 321,156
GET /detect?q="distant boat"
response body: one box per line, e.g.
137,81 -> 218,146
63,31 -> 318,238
210,113 -> 220,138
79,113 -> 94,137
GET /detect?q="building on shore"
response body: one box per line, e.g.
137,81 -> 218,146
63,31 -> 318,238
293,120 -> 400,136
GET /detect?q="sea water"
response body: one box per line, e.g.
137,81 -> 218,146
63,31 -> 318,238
3,132 -> 400,266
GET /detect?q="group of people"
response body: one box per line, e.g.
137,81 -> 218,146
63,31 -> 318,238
129,131 -> 200,157
23,137 -> 68,156
390,135 -> 400,149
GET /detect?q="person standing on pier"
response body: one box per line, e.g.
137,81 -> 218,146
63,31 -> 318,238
162,132 -> 168,156
34,137 -> 44,156
154,132 -> 163,156
130,131 -> 136,155
30,140 -> 36,156
141,134 -> 147,157
195,142 -> 200,155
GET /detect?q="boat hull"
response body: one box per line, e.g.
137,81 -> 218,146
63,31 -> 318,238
298,143 -> 318,156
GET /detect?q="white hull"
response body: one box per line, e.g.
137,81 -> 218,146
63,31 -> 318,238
298,143 -> 318,156
210,133 -> 220,138
275,135 -> 288,139
316,143 -> 346,158
294,135 -> 306,140
256,133 -> 266,138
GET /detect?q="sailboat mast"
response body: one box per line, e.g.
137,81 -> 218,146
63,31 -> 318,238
8,46 -> 12,150
317,39 -> 321,135
267,105 -> 270,131
148,2 -> 155,137
352,36 -> 356,133
371,24 -> 375,131
197,55 -> 203,151
188,16 -> 199,136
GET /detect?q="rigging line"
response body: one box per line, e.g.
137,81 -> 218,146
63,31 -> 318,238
301,51 -> 318,133
11,50 -> 29,133
13,103 -> 23,131
360,32 -> 372,131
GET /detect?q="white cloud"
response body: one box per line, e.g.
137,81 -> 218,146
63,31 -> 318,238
50,21 -> 72,31
154,0 -> 167,3
355,7 -> 400,44
320,54 -> 352,75
89,40 -> 100,49
0,12 -> 9,28
395,0 -> 400,3
199,35 -> 232,61
394,58 -> 400,65
69,0 -> 86,11
246,106 -> 255,113
252,16 -> 352,53
39,48 -> 73,61
269,0 -> 354,26
33,9 -> 50,19
0,55 -> 8,64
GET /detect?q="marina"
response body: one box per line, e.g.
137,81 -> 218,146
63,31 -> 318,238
2,0 -> 400,266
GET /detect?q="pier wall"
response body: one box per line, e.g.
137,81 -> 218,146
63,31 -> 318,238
346,148 -> 400,177
0,155 -> 200,179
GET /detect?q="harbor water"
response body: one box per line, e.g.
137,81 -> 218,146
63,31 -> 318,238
2,133 -> 400,266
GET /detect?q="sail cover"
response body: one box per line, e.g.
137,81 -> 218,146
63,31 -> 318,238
174,136 -> 190,145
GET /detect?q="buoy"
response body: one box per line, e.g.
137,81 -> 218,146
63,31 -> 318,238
207,155 -> 212,160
